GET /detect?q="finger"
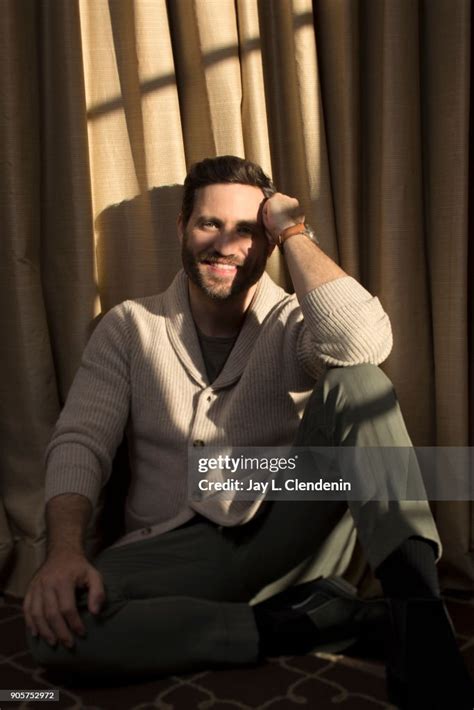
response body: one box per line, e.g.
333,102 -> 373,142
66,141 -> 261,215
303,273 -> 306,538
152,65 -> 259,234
42,585 -> 75,648
30,586 -> 57,646
23,591 -> 38,637
86,570 -> 106,615
56,582 -> 86,638
258,197 -> 269,227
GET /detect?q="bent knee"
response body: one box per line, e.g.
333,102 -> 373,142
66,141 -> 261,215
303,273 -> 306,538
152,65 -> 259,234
305,364 -> 399,430
27,630 -> 77,670
322,363 -> 395,400
26,612 -> 98,672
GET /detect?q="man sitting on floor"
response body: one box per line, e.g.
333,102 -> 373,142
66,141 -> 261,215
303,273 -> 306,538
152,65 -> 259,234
24,156 -> 473,708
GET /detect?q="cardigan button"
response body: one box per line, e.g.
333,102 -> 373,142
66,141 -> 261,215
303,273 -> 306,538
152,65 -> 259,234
193,439 -> 205,447
141,527 -> 152,535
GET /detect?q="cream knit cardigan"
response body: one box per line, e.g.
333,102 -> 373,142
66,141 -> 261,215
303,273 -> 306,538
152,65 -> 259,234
45,270 -> 393,548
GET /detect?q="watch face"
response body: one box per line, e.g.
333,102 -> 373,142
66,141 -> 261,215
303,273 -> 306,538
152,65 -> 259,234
303,225 -> 319,245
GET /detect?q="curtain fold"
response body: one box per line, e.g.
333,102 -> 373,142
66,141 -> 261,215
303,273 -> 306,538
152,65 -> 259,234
39,0 -> 97,399
1,0 -> 50,596
1,0 -> 472,596
419,0 -> 472,587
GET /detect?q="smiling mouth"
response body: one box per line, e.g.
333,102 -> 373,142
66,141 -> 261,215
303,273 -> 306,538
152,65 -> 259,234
201,261 -> 239,274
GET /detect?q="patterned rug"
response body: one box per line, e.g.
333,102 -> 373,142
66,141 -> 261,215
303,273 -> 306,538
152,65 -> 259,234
1,593 -> 472,710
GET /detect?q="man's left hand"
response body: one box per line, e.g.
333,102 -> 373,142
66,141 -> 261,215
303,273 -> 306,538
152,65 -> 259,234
262,193 -> 305,245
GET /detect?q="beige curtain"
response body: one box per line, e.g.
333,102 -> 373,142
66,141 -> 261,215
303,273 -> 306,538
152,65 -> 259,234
1,0 -> 472,596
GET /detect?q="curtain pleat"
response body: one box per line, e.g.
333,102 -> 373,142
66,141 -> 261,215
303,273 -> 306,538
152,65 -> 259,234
1,0 -> 472,595
420,0 -> 472,588
1,1 -> 50,594
364,1 -> 436,444
80,0 -> 186,310
168,0 -> 245,162
39,0 -> 97,399
314,0 -> 472,590
258,0 -> 337,259
312,0 -> 361,277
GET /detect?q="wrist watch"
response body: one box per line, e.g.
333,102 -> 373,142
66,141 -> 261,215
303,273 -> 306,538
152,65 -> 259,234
277,222 -> 319,250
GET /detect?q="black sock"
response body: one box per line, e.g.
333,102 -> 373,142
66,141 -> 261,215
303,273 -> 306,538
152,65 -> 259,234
376,538 -> 473,707
375,536 -> 440,599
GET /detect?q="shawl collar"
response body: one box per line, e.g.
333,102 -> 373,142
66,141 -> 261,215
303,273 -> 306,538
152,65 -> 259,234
164,269 -> 291,389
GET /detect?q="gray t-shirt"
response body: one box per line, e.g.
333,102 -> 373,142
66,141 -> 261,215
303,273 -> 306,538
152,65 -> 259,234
196,328 -> 239,383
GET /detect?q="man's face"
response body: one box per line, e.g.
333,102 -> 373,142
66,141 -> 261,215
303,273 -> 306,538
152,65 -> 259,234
179,183 -> 273,300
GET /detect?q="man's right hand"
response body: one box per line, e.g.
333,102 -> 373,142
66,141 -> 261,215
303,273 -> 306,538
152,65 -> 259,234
23,550 -> 105,648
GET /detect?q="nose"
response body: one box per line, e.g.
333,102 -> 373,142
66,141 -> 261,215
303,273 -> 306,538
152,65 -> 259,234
211,226 -> 243,256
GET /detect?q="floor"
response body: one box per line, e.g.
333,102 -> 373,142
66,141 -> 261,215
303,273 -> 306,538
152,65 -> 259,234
0,593 -> 473,710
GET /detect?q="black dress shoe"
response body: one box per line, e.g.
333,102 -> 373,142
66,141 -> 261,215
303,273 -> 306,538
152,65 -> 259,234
253,576 -> 386,657
385,598 -> 474,709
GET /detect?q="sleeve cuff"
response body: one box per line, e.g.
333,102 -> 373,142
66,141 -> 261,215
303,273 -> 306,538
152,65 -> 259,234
45,443 -> 103,507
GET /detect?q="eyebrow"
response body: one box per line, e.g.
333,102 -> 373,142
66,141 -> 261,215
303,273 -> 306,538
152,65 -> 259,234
198,216 -> 261,229
237,219 -> 260,228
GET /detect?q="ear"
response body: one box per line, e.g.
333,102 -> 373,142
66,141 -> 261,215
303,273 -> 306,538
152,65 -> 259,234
177,213 -> 184,244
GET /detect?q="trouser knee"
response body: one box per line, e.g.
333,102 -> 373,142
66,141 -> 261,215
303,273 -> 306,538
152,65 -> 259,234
324,362 -> 391,386
26,585 -> 125,672
317,363 -> 395,409
296,364 -> 401,446
26,627 -> 73,670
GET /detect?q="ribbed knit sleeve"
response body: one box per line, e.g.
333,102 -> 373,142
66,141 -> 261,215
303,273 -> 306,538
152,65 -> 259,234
297,276 -> 393,373
44,303 -> 131,507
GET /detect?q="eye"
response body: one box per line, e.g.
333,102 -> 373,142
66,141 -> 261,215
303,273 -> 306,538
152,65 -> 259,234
237,225 -> 254,235
200,219 -> 219,229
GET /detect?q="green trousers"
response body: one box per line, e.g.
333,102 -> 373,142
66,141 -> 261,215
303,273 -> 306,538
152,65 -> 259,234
28,364 -> 441,677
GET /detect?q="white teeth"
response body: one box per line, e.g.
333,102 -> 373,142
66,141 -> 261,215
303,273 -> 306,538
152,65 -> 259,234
209,264 -> 236,270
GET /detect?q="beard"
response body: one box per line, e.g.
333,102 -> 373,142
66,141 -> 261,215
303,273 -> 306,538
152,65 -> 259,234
181,234 -> 267,301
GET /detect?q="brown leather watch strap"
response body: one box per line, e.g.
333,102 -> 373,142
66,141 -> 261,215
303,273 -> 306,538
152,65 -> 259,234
277,222 -> 308,248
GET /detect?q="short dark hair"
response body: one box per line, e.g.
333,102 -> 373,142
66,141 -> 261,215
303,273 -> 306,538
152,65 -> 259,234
181,155 -> 276,225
